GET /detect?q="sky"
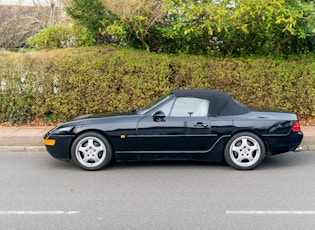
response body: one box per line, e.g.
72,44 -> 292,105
0,0 -> 50,6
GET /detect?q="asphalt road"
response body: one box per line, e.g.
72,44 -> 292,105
1,151 -> 315,230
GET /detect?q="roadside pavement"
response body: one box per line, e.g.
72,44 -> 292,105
0,126 -> 314,152
0,126 -> 53,152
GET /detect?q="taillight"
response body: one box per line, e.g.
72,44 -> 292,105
292,122 -> 301,132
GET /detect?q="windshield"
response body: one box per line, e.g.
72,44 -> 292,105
137,94 -> 173,115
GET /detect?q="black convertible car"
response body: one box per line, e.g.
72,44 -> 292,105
44,89 -> 303,170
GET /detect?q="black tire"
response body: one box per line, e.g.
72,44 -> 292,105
71,132 -> 112,171
224,132 -> 265,170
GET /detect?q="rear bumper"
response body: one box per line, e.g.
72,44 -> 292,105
264,131 -> 303,155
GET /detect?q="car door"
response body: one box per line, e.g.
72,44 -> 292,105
137,97 -> 212,152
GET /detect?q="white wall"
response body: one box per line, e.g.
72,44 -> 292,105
0,0 -> 51,6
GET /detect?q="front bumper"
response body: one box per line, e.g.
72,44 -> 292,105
44,133 -> 74,161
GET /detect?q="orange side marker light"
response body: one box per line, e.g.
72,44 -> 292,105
44,139 -> 56,146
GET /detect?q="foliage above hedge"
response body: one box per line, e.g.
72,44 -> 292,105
27,24 -> 96,50
0,46 -> 314,125
62,0 -> 315,56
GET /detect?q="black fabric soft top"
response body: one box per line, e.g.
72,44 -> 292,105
172,89 -> 251,116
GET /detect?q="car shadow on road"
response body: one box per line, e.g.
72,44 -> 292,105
108,159 -> 230,171
46,151 -> 315,171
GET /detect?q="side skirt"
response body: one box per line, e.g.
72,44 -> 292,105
115,137 -> 228,162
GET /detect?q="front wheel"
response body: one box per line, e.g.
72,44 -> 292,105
71,132 -> 112,171
224,132 -> 265,170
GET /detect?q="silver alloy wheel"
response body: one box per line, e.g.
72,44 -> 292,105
229,136 -> 261,168
75,136 -> 107,168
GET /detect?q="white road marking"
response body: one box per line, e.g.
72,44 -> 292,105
0,211 -> 80,215
226,210 -> 315,215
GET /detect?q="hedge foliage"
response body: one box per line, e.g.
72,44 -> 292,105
0,46 -> 314,125
27,24 -> 96,50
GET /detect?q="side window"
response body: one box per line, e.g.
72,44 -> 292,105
154,99 -> 174,116
170,97 -> 209,117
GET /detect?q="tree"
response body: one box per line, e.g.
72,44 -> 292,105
31,0 -> 66,27
103,0 -> 166,51
161,0 -> 315,55
0,0 -> 66,49
25,0 -> 315,55
65,0 -> 117,44
219,0 -> 315,55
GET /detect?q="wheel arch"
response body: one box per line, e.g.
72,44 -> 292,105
70,129 -> 116,159
224,130 -> 267,170
228,130 -> 270,154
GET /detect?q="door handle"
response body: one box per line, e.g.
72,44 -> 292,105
194,122 -> 208,128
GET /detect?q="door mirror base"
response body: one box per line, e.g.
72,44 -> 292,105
153,111 -> 165,122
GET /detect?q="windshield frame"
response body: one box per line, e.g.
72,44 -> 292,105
137,94 -> 174,115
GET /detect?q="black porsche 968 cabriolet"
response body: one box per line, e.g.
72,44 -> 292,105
44,89 -> 303,170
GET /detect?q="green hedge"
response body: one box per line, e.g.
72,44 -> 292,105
0,47 -> 314,124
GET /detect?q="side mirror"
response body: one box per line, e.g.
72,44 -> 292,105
153,110 -> 165,122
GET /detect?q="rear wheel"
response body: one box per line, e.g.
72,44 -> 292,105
224,132 -> 265,170
71,132 -> 112,171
